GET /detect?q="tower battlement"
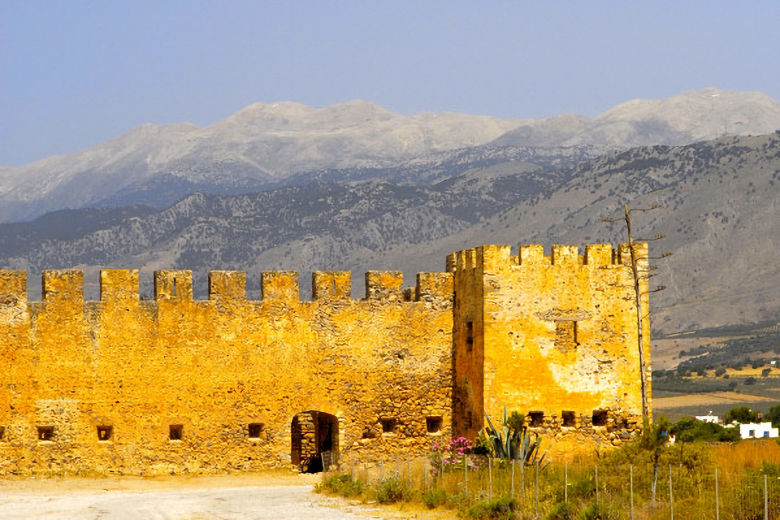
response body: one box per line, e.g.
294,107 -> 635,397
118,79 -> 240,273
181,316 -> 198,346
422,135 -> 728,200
0,269 -> 454,307
447,243 -> 648,272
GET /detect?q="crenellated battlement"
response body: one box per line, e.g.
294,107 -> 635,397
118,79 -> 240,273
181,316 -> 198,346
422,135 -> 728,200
261,270 -> 299,301
101,269 -> 140,302
447,242 -> 647,273
0,269 -> 26,304
155,270 -> 193,301
0,268 -> 454,306
42,269 -> 84,302
208,270 -> 246,301
312,271 -> 351,301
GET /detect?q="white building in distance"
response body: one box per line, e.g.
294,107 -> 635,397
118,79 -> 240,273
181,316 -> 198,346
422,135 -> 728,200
739,422 -> 779,439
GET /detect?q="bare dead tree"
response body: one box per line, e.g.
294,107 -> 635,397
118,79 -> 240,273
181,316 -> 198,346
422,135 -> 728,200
604,203 -> 670,423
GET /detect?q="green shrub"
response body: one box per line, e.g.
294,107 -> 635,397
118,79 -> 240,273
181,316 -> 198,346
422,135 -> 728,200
544,502 -> 573,520
464,497 -> 517,519
768,404 -> 780,428
579,501 -> 620,520
725,406 -> 759,423
421,489 -> 448,509
567,474 -> 596,499
761,461 -> 780,477
375,475 -> 409,504
319,473 -> 364,497
671,417 -> 740,442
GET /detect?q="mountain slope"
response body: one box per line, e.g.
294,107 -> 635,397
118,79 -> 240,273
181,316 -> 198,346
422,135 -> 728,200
0,101 -> 521,222
408,132 -> 780,333
1,133 -> 777,336
493,88 -> 780,149
1,88 -> 778,223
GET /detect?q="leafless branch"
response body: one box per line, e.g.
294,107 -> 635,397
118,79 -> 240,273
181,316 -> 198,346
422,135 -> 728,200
630,203 -> 662,212
637,233 -> 666,241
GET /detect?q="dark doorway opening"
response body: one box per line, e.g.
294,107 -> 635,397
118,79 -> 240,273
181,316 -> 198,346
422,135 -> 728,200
291,411 -> 338,473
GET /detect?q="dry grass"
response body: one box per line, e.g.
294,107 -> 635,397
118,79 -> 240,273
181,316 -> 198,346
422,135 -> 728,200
711,439 -> 780,481
327,441 -> 780,518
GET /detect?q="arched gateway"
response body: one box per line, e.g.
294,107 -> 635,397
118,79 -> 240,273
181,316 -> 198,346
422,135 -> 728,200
291,411 -> 339,473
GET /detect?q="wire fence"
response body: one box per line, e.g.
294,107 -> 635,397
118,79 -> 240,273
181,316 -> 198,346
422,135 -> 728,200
332,454 -> 780,519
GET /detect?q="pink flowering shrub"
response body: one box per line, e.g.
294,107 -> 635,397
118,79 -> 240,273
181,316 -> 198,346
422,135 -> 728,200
429,437 -> 481,474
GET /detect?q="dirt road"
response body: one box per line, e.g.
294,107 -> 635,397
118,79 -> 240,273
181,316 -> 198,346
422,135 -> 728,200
0,475 -> 384,520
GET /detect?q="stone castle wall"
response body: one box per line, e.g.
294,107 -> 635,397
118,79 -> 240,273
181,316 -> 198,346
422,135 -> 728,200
0,242 -> 650,475
0,268 -> 453,475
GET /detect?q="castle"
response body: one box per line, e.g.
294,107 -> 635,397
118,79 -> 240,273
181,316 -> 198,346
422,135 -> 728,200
0,242 -> 650,475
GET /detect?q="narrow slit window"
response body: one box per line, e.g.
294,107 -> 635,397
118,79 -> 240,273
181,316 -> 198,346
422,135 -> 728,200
0,426 -> 5,440
37,426 -> 54,441
380,418 -> 397,434
97,425 -> 113,441
426,416 -> 443,434
562,411 -> 575,427
169,424 -> 183,440
248,423 -> 264,439
592,410 -> 608,427
529,411 -> 544,427
466,321 -> 474,352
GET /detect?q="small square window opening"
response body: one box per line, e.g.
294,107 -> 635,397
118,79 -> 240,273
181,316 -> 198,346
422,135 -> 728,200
380,418 -> 397,434
169,424 -> 183,440
562,411 -> 576,427
97,425 -> 113,441
37,426 -> 54,441
592,410 -> 608,427
529,411 -> 544,427
248,423 -> 264,439
426,416 -> 443,434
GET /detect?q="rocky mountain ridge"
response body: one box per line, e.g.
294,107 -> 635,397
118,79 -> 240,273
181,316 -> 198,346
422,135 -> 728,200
1,88 -> 778,222
1,132 -> 777,335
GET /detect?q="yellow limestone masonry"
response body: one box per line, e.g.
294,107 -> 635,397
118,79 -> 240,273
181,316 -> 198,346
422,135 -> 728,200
0,243 -> 650,475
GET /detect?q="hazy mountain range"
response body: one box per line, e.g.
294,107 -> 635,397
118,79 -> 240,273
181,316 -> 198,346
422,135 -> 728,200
1,131 -> 778,335
1,87 -> 778,223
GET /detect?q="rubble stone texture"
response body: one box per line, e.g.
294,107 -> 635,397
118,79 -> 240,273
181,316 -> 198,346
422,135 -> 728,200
0,242 -> 649,475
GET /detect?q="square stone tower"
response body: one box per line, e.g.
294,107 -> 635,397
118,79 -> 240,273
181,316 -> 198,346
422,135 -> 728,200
448,243 -> 651,452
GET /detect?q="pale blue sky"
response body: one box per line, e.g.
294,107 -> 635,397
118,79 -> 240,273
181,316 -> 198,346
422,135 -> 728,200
1,0 -> 778,166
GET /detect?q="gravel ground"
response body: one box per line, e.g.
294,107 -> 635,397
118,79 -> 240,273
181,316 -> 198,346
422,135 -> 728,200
0,476 -> 385,520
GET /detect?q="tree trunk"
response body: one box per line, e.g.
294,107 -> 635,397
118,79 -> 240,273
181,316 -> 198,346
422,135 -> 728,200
652,462 -> 658,503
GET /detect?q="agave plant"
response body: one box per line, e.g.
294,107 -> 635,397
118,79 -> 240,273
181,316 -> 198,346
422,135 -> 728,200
482,406 -> 546,466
